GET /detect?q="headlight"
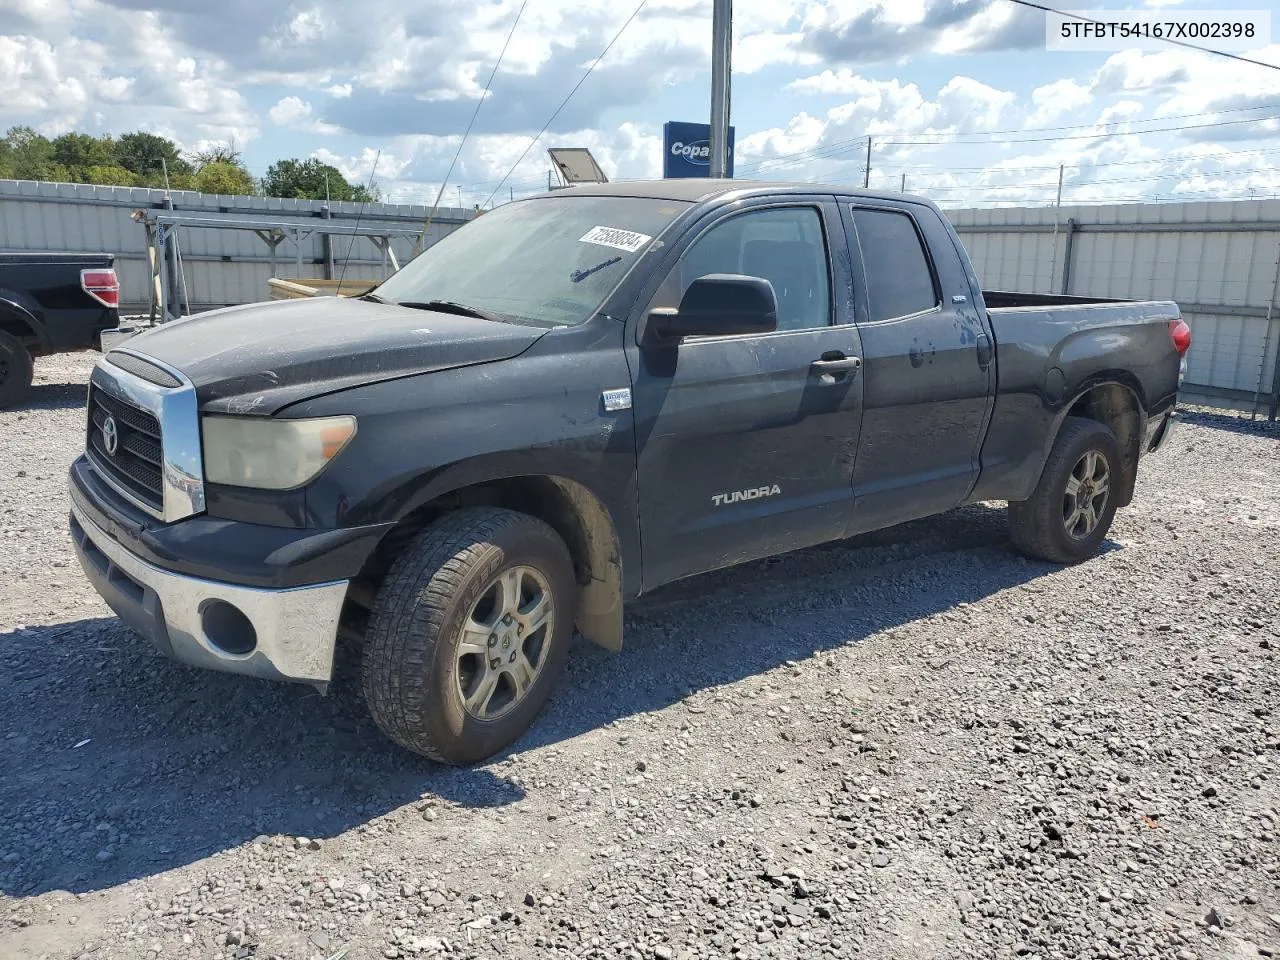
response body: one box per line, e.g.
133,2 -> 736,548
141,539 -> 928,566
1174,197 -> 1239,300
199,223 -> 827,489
201,415 -> 357,490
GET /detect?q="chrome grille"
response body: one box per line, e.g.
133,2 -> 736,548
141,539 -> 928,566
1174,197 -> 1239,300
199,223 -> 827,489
87,385 -> 164,512
83,350 -> 206,523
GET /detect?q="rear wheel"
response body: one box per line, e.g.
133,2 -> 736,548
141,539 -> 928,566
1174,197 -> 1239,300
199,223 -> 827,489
1008,417 -> 1122,564
0,330 -> 34,410
361,507 -> 576,765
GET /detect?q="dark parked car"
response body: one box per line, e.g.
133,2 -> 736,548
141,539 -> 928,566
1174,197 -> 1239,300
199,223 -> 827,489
0,252 -> 120,408
66,180 -> 1189,764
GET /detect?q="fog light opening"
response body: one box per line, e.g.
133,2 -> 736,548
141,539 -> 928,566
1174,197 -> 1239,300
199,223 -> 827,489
200,599 -> 258,656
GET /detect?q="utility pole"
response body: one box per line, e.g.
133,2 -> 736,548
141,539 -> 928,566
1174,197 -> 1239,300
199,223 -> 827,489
1048,163 -> 1065,294
863,137 -> 871,188
900,173 -> 906,192
709,0 -> 732,178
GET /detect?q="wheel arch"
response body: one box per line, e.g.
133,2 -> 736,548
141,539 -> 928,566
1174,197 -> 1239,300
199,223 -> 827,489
355,472 -> 626,652
1049,376 -> 1145,508
0,296 -> 47,353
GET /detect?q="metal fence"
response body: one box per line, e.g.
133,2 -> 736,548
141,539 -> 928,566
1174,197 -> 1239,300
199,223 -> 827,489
4,180 -> 1278,416
0,179 -> 476,314
948,199 -> 1280,418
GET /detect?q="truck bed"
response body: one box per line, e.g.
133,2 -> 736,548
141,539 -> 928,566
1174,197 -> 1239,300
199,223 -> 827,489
0,252 -> 114,268
982,289 -> 1182,331
983,290 -> 1153,309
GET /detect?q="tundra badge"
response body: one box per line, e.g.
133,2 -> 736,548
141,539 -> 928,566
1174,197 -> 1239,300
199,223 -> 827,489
712,485 -> 782,507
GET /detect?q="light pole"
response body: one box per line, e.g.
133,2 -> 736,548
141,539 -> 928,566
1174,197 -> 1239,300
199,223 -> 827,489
709,0 -> 732,178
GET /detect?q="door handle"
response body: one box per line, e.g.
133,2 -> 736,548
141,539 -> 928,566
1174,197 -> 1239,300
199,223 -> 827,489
976,333 -> 992,370
810,356 -> 862,374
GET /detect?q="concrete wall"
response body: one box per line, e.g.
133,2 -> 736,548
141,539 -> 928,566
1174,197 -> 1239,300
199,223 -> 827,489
0,179 -> 476,314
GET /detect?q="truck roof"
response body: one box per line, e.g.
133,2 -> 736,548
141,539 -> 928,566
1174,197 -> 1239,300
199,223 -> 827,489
528,178 -> 933,207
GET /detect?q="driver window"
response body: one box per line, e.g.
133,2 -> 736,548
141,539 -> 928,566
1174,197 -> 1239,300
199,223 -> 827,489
678,206 -> 832,332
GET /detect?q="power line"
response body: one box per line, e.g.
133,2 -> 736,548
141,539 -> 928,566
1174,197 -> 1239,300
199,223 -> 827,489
456,138 -> 1280,208
932,192 -> 1280,206
915,166 -> 1280,190
487,119 -> 1280,192
881,114 -> 1280,146
488,147 -> 1280,203
337,149 -> 382,291
483,0 -> 649,207
873,146 -> 1280,175
1004,0 -> 1280,73
736,113 -> 1280,179
733,102 -> 1280,176
415,0 -> 528,251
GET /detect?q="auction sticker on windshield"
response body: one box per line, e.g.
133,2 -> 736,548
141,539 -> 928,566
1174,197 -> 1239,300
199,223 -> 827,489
579,226 -> 652,253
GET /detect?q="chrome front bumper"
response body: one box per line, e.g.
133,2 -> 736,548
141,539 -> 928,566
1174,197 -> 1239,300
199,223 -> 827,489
69,498 -> 348,689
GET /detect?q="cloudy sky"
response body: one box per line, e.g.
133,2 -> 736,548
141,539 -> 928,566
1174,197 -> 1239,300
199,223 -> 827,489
3,0 -> 1280,208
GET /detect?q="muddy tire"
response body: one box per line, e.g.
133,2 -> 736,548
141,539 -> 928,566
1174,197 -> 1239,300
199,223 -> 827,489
1008,416 -> 1122,565
0,330 -> 34,410
361,507 -> 577,765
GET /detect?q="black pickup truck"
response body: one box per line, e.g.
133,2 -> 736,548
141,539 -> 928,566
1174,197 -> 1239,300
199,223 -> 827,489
66,180 -> 1188,764
0,253 -> 121,408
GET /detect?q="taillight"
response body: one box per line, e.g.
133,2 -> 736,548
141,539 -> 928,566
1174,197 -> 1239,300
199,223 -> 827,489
81,268 -> 119,309
1169,318 -> 1191,356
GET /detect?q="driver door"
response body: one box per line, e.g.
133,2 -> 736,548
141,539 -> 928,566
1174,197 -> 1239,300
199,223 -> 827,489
626,199 -> 866,591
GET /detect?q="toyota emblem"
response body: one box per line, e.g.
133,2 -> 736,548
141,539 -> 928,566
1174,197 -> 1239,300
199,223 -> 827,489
101,415 -> 119,456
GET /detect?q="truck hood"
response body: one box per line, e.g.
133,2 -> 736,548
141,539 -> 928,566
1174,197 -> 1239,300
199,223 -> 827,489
113,296 -> 548,415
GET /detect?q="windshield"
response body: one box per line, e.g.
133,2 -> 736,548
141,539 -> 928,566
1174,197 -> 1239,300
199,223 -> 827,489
372,195 -> 691,327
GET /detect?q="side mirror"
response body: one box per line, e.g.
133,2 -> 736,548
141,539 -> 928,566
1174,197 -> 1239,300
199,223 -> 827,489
648,273 -> 778,339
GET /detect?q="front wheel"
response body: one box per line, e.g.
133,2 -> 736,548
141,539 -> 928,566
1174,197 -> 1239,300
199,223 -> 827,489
1008,417 -> 1122,564
361,507 -> 577,765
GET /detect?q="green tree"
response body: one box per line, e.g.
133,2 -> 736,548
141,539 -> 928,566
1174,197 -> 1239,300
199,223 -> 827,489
51,132 -> 117,171
190,141 -> 242,168
81,165 -> 140,187
1,126 -> 59,180
261,157 -> 380,202
117,131 -> 192,180
192,160 -> 256,196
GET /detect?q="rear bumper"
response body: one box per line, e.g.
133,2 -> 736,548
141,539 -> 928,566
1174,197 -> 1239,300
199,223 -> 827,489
70,495 -> 348,688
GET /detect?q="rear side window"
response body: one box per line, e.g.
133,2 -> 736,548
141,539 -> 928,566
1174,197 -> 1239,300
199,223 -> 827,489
850,208 -> 939,322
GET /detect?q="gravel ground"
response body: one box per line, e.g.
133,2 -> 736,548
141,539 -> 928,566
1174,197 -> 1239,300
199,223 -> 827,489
2,351 -> 1279,960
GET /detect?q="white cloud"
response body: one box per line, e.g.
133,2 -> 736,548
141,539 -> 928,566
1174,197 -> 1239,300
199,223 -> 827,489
799,0 -> 1043,66
287,9 -> 329,44
936,76 -> 1017,131
3,0 -> 1279,211
267,95 -> 342,135
267,95 -> 312,127
1029,78 -> 1093,126
764,73 -> 1017,175
311,121 -> 665,206
787,68 -> 868,96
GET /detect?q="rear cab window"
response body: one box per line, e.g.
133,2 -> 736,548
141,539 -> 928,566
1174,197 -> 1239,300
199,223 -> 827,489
849,207 -> 941,322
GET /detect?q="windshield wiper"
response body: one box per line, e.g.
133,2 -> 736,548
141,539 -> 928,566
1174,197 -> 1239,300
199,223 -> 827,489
394,299 -> 508,323
359,292 -> 387,303
571,256 -> 622,283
